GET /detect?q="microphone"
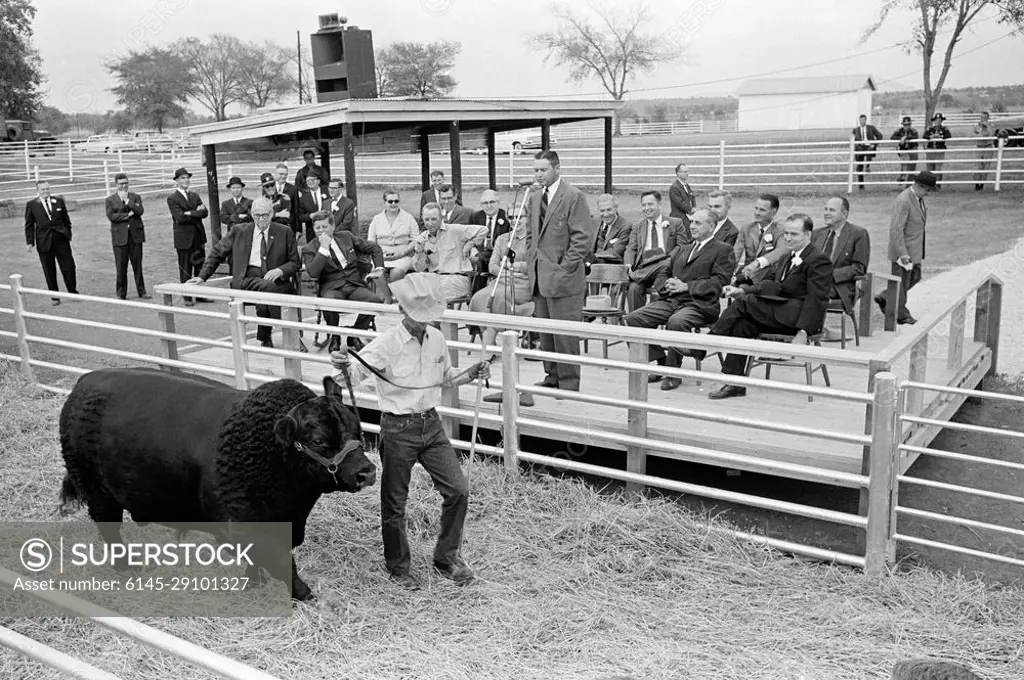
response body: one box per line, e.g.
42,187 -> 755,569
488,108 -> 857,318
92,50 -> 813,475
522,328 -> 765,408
507,249 -> 516,263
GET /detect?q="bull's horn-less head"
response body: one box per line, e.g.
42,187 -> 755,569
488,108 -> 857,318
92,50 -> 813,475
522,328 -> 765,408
271,377 -> 376,492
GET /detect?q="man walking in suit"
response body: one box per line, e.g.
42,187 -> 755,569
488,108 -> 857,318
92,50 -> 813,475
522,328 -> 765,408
298,174 -> 331,243
624,209 -> 735,390
470,189 -> 510,295
852,114 -> 883,190
707,190 -> 739,247
623,190 -> 689,311
694,213 -> 833,400
325,178 -> 357,233
187,197 -> 300,348
588,193 -> 632,266
527,150 -> 596,393
733,193 -> 785,285
166,167 -> 209,306
25,179 -> 78,305
302,210 -> 385,353
438,184 -> 473,225
815,196 -> 870,342
875,171 -> 934,326
106,173 -> 149,300
219,176 -> 252,237
668,163 -> 696,226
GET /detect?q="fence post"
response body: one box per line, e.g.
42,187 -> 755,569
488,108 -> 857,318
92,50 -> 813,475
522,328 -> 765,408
718,140 -> 726,190
9,275 -> 36,384
228,301 -> 249,390
508,144 -> 514,188
700,119 -> 705,134
974,279 -> 1002,377
864,371 -> 898,576
117,148 -> 124,172
23,141 -> 30,180
847,136 -> 855,194
67,139 -> 74,182
625,340 -> 649,495
103,158 -> 111,195
33,166 -> 39,181
280,306 -> 302,382
440,320 -> 460,439
499,330 -> 520,474
994,138 -> 1004,192
157,293 -> 181,374
227,164 -> 233,180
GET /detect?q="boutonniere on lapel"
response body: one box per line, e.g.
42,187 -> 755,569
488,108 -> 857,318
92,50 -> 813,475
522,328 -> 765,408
497,218 -> 505,226
764,232 -> 773,243
791,254 -> 803,268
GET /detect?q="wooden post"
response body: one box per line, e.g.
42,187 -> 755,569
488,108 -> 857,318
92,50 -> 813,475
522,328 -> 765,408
228,301 -> 249,390
158,293 -> 181,373
907,335 -> 929,416
858,272 -> 874,338
883,277 -> 900,332
718,140 -> 726,190
541,119 -> 551,152
500,330 -> 520,474
9,275 -> 35,383
625,341 -> 649,495
864,372 -> 898,576
486,129 -> 497,191
604,117 -> 613,193
448,121 -> 463,202
947,300 -> 966,371
419,129 -> 431,191
994,138 -> 1004,192
23,140 -> 30,180
847,136 -> 855,194
67,139 -> 74,182
440,321 -> 460,439
342,123 -> 357,204
281,306 -> 302,382
319,140 -> 331,180
857,358 -> 891,544
974,279 -> 1002,378
203,144 -> 222,244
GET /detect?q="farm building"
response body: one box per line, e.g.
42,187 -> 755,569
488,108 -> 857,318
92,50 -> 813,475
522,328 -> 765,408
736,75 -> 876,131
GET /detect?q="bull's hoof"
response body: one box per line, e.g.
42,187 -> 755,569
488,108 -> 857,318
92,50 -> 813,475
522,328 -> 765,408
292,579 -> 314,602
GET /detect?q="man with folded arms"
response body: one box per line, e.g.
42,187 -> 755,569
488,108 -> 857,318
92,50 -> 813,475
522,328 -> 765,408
412,202 -> 487,304
624,209 -> 735,391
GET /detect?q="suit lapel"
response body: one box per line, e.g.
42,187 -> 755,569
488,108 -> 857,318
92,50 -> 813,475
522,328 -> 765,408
540,183 -> 565,237
833,226 -> 853,264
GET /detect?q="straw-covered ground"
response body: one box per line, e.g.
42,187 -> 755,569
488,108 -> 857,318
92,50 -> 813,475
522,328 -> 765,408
0,365 -> 1022,680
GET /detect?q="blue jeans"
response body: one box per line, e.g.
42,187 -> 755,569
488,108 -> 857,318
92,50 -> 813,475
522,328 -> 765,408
379,410 -> 469,575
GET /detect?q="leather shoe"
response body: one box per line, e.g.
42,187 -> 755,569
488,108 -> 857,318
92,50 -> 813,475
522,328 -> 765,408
709,385 -> 746,400
873,295 -> 886,314
648,374 -> 663,383
660,377 -> 681,391
51,299 -> 61,306
434,559 -> 474,584
389,572 -> 421,590
483,392 -> 535,407
139,293 -> 151,299
897,316 -> 917,325
260,339 -> 274,348
534,379 -> 558,389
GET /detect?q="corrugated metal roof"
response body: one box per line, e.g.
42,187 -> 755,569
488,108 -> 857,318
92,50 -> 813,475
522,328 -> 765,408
737,75 -> 875,96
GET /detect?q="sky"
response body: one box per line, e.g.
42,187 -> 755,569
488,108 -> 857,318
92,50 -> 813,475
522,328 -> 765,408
32,0 -> 1024,117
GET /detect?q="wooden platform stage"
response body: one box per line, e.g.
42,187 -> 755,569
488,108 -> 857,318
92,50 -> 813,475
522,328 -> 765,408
176,305 -> 992,488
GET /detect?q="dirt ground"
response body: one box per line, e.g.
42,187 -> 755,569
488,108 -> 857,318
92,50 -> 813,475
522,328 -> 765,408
1,192 -> 1022,586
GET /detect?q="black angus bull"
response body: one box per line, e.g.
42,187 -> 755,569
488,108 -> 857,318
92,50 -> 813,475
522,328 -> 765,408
57,367 -> 376,601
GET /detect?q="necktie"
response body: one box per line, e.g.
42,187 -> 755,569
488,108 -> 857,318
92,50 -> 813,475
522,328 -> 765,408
259,231 -> 267,269
486,216 -> 494,248
823,229 -> 836,261
315,193 -> 321,211
600,222 -> 609,246
649,221 -> 660,250
539,189 -> 548,224
686,242 -> 700,263
780,253 -> 796,281
42,199 -> 51,220
329,241 -> 342,267
919,197 -> 927,259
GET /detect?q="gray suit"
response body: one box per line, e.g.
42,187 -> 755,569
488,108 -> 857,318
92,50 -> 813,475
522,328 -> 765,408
589,213 -> 632,264
812,221 -> 870,312
623,216 -> 690,311
879,186 -> 927,321
734,220 -> 787,284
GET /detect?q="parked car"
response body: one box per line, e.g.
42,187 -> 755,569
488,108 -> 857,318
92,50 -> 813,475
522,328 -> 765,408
73,134 -> 135,153
128,131 -> 179,152
993,115 -> 1024,148
495,128 -> 557,154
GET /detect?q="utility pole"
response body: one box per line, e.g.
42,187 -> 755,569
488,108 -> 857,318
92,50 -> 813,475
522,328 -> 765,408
296,30 -> 303,105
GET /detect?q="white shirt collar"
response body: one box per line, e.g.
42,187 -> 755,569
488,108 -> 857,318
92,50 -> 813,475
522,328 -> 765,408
545,177 -> 561,198
712,218 -> 726,235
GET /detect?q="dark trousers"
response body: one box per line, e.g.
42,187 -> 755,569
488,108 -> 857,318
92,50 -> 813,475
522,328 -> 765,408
176,243 -> 205,303
710,296 -> 798,376
532,289 -> 584,391
379,410 -> 469,575
241,266 -> 293,341
877,261 -> 922,322
854,153 -> 873,187
627,281 -> 653,313
37,232 -> 78,298
321,282 -> 382,335
625,299 -> 708,367
113,241 -> 145,299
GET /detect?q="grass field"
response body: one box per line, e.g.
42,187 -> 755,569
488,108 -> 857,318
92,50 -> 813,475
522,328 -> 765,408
0,368 -> 1022,680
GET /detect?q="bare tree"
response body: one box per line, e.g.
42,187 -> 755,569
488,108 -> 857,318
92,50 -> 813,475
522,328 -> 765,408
375,41 -> 460,98
237,41 -> 293,110
282,43 -> 314,105
375,49 -> 394,97
861,0 -> 1024,122
174,34 -> 245,120
529,1 -> 683,134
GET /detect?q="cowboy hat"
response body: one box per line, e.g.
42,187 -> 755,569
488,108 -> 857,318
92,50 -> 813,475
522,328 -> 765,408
931,112 -> 945,121
226,176 -> 245,188
584,294 -> 617,312
173,167 -> 192,180
390,272 -> 446,323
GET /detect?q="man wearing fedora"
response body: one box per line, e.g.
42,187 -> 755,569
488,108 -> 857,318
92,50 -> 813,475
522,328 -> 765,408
187,196 -> 300,347
105,172 -> 149,300
219,176 -> 252,238
624,209 -> 735,391
923,113 -> 952,187
329,272 -> 491,590
875,170 -> 935,326
166,167 -> 209,306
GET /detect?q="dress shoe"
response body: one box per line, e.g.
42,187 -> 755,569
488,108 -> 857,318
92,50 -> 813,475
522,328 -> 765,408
660,377 -> 682,391
483,392 -> 535,407
534,379 -> 559,389
389,572 -> 422,590
117,295 -> 127,300
709,385 -> 746,400
648,374 -> 663,383
139,293 -> 151,300
683,348 -> 707,362
260,339 -> 274,348
51,299 -> 61,306
328,337 -> 341,354
433,559 -> 474,585
184,300 -> 195,307
873,295 -> 886,314
897,316 -> 917,325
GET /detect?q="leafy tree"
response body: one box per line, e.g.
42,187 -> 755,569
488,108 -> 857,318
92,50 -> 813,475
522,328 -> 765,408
236,41 -> 294,110
0,0 -> 45,118
375,40 -> 460,98
861,0 -> 1024,122
528,1 -> 682,135
33,105 -> 69,135
106,47 -> 190,132
173,34 -> 245,121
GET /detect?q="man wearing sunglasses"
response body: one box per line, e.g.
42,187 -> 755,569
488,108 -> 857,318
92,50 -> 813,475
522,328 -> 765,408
259,172 -> 293,231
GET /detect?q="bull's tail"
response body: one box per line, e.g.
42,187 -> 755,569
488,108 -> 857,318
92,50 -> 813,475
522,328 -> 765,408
58,473 -> 84,516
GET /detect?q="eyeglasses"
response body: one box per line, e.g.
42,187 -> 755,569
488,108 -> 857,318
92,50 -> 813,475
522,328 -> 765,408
481,200 -> 498,205
385,199 -> 400,204
252,212 -> 272,219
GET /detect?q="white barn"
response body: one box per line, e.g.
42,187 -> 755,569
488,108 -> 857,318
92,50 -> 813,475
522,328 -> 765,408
736,75 -> 876,132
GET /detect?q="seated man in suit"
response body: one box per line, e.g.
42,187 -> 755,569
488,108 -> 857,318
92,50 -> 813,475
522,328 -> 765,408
624,209 -> 735,391
707,189 -> 739,247
302,210 -> 385,353
438,184 -> 474,225
694,213 -> 833,400
325,178 -> 357,233
588,193 -> 631,266
259,172 -> 293,231
219,176 -> 253,238
420,169 -> 447,212
623,190 -> 690,311
187,197 -> 300,348
297,174 -> 331,243
470,189 -> 510,294
733,193 -> 786,285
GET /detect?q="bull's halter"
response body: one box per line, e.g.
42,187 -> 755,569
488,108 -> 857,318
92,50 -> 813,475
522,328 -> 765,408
293,439 -> 362,487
